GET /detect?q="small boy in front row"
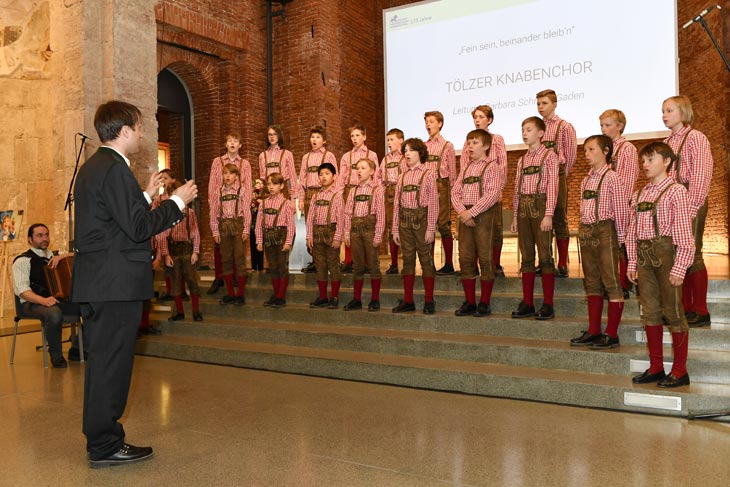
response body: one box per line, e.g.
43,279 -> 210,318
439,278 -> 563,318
511,117 -> 559,320
306,163 -> 344,309
452,129 -> 505,317
627,142 -> 695,388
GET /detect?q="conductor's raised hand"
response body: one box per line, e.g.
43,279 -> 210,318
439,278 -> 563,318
145,171 -> 163,196
173,180 -> 198,205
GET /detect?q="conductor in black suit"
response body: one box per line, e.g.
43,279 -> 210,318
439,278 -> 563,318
72,100 -> 197,468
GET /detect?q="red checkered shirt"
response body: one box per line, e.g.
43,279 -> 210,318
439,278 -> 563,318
158,207 -> 201,256
338,145 -> 379,189
209,183 -> 251,238
664,125 -> 713,217
306,185 -> 344,242
512,145 -> 559,216
297,148 -> 337,200
258,147 -> 298,191
626,176 -> 695,279
207,153 -> 251,206
461,132 -> 508,179
451,157 -> 505,217
379,150 -> 406,186
425,134 -> 457,185
392,163 -> 438,240
342,180 -> 386,244
542,114 -> 577,175
254,193 -> 295,246
610,136 -> 639,201
579,164 -> 630,243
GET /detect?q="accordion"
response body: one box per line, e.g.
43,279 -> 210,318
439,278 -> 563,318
44,255 -> 73,300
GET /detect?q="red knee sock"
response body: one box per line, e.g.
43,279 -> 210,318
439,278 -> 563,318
236,275 -> 247,297
442,237 -> 454,266
480,279 -> 494,305
224,275 -> 235,296
682,271 -> 694,312
693,268 -> 709,315
191,294 -> 200,313
280,277 -> 289,299
331,280 -> 341,299
542,272 -> 555,306
619,257 -> 629,290
390,241 -> 399,266
645,325 -> 665,374
423,276 -> 435,302
462,279 -> 476,305
214,245 -> 223,280
345,246 -> 352,265
605,301 -> 624,338
354,279 -> 364,301
493,243 -> 503,268
557,238 -> 570,268
522,272 -> 536,306
318,281 -> 328,299
587,295 -> 603,335
403,274 -> 415,303
371,278 -> 381,301
670,331 -> 689,378
139,307 -> 150,329
174,295 -> 184,314
165,277 -> 172,294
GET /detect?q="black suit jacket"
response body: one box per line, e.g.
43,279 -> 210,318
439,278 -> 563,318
71,147 -> 182,302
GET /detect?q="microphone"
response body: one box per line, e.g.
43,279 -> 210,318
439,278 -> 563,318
683,5 -> 721,29
76,132 -> 91,140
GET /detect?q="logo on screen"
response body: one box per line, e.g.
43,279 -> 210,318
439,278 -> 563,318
389,14 -> 408,29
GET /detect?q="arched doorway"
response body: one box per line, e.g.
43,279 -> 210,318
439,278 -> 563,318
157,68 -> 194,180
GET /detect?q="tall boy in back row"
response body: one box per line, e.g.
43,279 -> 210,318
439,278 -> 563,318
536,89 -> 576,277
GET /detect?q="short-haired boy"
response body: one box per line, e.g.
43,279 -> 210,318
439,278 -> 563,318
452,129 -> 505,317
511,117 -> 559,320
424,111 -> 457,274
207,132 -> 252,293
536,89 -> 576,277
306,163 -> 344,309
627,142 -> 694,387
380,128 -> 406,274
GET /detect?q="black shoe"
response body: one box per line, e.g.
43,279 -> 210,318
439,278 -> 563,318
557,266 -> 569,278
474,302 -> 491,317
657,373 -> 690,388
494,265 -> 505,278
181,292 -> 190,301
455,301 -> 476,317
632,369 -> 667,384
328,297 -> 339,309
436,263 -> 455,275
301,262 -> 316,273
344,299 -> 362,311
263,295 -> 277,307
368,300 -> 381,312
511,301 -> 535,318
68,348 -> 88,361
140,326 -> 162,336
385,264 -> 399,275
206,280 -> 223,295
685,311 -> 697,321
193,312 -> 203,321
310,296 -> 329,308
535,303 -> 555,320
591,334 -> 620,350
623,289 -> 630,300
89,443 -> 154,469
423,301 -> 435,315
50,355 -> 68,368
688,313 -> 711,328
341,263 -> 353,273
392,300 -> 416,313
168,313 -> 185,321
570,331 -> 602,347
535,266 -> 542,276
234,296 -> 246,305
158,293 -> 173,302
272,298 -> 287,308
220,295 -> 235,305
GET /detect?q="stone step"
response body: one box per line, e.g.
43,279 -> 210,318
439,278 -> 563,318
154,314 -> 730,385
136,333 -> 730,419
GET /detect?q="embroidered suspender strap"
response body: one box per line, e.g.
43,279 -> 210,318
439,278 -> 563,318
218,186 -> 241,220
399,168 -> 428,207
674,129 -> 694,184
270,199 -> 287,227
589,170 -> 609,222
636,183 -> 676,238
541,120 -> 563,154
517,151 -> 550,197
610,140 -> 626,171
353,186 -> 375,215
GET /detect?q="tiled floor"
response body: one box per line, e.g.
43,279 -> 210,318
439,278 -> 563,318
2,331 -> 730,486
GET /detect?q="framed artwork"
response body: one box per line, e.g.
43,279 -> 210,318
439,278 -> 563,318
0,210 -> 18,241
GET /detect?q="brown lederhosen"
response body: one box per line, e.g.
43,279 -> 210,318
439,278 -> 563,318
579,171 -> 621,299
427,144 -> 453,238
219,187 -> 247,276
169,210 -> 201,295
458,162 -> 496,281
263,199 -> 289,279
399,170 -> 436,277
675,129 -> 707,273
384,156 -> 404,243
542,120 -> 569,240
312,193 -> 342,283
635,184 -> 689,332
516,151 -> 554,274
349,188 -> 382,280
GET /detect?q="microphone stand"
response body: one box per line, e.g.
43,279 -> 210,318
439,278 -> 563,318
65,134 -> 87,251
695,15 -> 730,73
